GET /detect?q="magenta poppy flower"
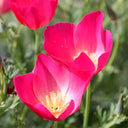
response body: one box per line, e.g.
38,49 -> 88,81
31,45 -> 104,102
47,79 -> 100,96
10,0 -> 58,29
0,0 -> 10,14
13,53 -> 91,121
44,11 -> 113,76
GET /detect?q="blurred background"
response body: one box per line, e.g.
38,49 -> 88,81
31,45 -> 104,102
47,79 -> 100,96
0,0 -> 128,128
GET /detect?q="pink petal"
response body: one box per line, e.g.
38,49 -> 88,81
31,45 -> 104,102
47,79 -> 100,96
33,55 -> 59,101
96,30 -> 113,73
0,0 -> 10,14
25,0 -> 58,29
103,30 -> 113,52
66,70 -> 92,112
97,52 -> 111,73
32,103 -> 56,121
13,73 -> 39,106
33,100 -> 74,121
11,0 -> 33,6
57,100 -> 75,120
33,53 -> 71,101
74,11 -> 105,54
69,52 -> 95,72
10,3 -> 27,25
44,23 -> 76,61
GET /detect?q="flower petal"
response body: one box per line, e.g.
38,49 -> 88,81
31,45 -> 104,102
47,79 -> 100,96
97,52 -> 111,73
44,23 -> 76,62
0,0 -> 10,13
33,54 -> 59,101
32,103 -> 56,121
74,11 -> 105,54
10,3 -> 26,25
96,30 -> 113,73
69,52 -> 95,72
25,0 -> 58,29
33,100 -> 74,121
103,30 -> 113,52
33,53 -> 71,101
66,70 -> 92,112
57,100 -> 75,120
13,73 -> 38,106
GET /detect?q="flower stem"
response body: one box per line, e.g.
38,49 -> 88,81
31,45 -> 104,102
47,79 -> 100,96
34,29 -> 39,62
20,106 -> 28,121
83,83 -> 91,128
0,68 -> 4,104
17,106 -> 28,128
53,121 -> 58,128
92,72 -> 103,92
106,22 -> 119,69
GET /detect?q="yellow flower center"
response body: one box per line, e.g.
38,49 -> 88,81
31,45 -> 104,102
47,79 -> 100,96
41,91 -> 69,118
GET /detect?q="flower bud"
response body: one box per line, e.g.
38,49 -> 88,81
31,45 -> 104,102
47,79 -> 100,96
10,0 -> 58,29
105,1 -> 118,23
115,94 -> 124,114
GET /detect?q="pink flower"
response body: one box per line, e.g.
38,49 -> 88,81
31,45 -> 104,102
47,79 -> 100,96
13,53 -> 91,121
44,11 -> 113,77
0,0 -> 10,14
10,0 -> 58,29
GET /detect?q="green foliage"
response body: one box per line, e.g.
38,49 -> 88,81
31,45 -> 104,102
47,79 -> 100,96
95,88 -> 128,128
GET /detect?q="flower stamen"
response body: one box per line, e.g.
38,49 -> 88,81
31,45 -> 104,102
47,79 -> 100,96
41,91 -> 69,118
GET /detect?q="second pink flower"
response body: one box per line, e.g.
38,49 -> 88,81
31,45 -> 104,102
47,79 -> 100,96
44,11 -> 113,78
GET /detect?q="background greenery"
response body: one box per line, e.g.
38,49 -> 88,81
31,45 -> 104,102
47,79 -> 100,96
0,0 -> 128,128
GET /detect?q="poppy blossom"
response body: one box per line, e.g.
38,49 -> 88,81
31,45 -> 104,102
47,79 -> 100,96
44,11 -> 113,77
0,0 -> 10,14
10,0 -> 58,29
13,53 -> 91,121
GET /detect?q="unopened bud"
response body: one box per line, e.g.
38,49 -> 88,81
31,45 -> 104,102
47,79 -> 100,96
115,94 -> 124,114
105,1 -> 118,23
7,85 -> 16,95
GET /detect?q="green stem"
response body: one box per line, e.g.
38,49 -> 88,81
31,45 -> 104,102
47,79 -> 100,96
83,83 -> 91,128
0,68 -> 4,104
34,29 -> 39,61
53,121 -> 58,128
17,106 -> 28,128
20,106 -> 28,121
12,40 -> 26,74
92,72 -> 103,92
106,22 -> 119,69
